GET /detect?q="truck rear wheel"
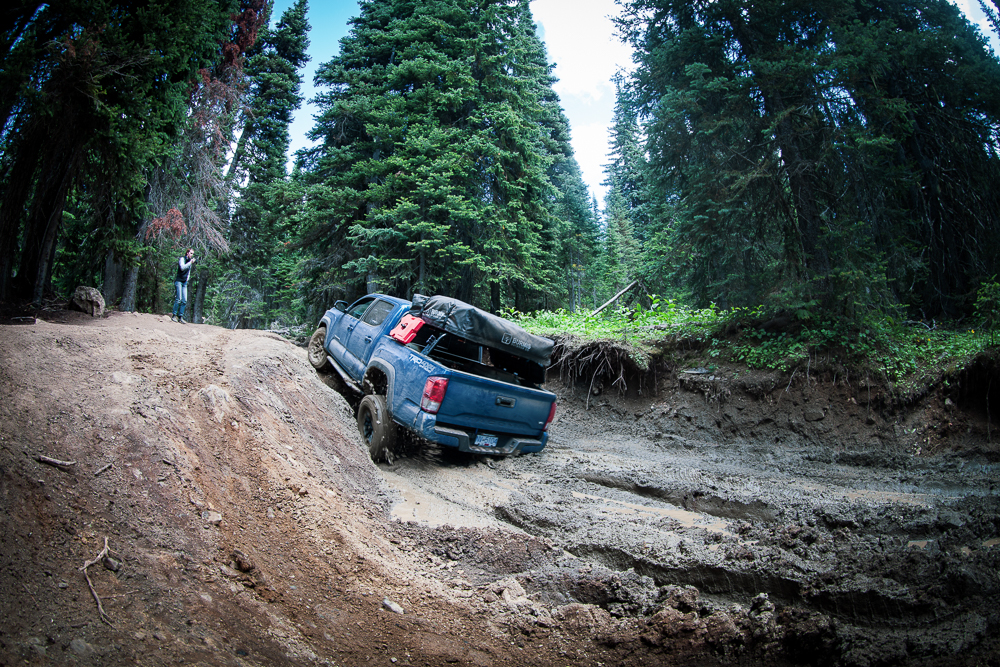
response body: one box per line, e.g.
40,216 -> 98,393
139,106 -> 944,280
358,394 -> 397,462
308,326 -> 331,371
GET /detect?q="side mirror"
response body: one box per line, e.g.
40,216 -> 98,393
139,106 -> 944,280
334,300 -> 348,312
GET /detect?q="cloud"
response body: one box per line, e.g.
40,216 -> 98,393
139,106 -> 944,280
571,120 -> 614,200
531,0 -> 633,103
950,0 -> 1000,50
531,0 -> 634,206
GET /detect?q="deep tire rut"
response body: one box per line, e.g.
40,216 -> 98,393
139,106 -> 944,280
383,381 -> 1000,665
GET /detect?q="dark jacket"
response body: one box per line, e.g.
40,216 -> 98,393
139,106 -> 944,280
175,255 -> 194,283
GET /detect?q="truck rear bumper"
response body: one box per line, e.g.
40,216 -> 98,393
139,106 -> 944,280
410,412 -> 546,456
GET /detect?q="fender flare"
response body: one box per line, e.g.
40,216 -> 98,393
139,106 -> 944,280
363,356 -> 397,402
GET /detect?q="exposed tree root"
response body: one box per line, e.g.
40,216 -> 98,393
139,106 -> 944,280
549,337 -> 649,407
81,537 -> 116,627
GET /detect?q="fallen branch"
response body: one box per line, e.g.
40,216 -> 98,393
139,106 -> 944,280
22,582 -> 38,607
903,319 -> 935,331
81,537 -> 114,627
94,462 -> 113,477
635,323 -> 679,330
38,454 -> 76,468
590,280 -> 639,317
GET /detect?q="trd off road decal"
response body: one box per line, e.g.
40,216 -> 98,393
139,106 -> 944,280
408,353 -> 435,374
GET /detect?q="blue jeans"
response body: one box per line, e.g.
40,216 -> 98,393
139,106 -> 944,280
173,280 -> 188,317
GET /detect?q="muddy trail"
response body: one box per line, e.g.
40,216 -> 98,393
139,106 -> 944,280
1,311 -> 998,666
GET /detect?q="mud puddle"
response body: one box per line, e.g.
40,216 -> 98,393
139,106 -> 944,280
380,381 -> 1000,665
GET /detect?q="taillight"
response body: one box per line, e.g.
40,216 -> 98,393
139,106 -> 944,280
420,377 -> 449,414
542,401 -> 557,431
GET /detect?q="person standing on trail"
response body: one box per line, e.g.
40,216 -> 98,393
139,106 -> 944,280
171,248 -> 196,323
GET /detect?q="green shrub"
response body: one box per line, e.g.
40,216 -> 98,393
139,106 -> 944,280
514,296 -> 991,387
975,277 -> 1000,347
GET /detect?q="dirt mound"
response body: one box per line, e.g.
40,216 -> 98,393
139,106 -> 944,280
0,313 -> 569,665
1,311 -> 998,666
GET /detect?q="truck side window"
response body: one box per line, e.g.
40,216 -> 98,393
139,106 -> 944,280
362,299 -> 395,327
347,297 -> 375,319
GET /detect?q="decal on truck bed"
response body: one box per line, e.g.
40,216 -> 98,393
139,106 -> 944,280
408,353 -> 435,374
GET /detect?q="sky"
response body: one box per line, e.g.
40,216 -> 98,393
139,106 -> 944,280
272,0 -> 997,210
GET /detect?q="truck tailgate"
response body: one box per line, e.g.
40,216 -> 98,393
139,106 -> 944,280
436,372 -> 553,436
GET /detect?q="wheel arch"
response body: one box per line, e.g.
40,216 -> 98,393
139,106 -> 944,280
362,358 -> 395,399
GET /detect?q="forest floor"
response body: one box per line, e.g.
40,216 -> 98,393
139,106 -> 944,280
0,310 -> 998,666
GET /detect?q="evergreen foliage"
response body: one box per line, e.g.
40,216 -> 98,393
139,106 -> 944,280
7,0 -> 997,339
299,0 -> 594,313
0,0 -> 237,305
617,0 -> 1000,320
214,0 -> 312,328
591,81 -> 653,308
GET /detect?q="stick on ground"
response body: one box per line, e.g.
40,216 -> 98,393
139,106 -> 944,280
38,454 -> 76,468
81,537 -> 114,627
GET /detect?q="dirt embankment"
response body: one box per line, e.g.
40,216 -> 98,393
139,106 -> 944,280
0,311 -> 998,666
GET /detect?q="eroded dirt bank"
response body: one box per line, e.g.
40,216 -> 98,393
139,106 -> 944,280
1,312 -> 998,666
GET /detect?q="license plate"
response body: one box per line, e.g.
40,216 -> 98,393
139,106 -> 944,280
474,433 -> 498,447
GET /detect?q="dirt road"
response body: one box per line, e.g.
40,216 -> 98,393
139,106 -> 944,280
383,386 -> 1000,665
1,311 -> 997,665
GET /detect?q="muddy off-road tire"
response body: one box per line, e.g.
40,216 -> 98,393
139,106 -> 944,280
358,394 -> 397,462
308,326 -> 331,371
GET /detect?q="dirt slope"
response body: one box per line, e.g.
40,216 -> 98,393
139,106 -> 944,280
1,311 -> 998,666
0,312 -> 573,666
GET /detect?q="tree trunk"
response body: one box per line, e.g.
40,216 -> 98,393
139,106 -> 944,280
193,266 -> 209,324
0,124 -> 44,302
29,205 -> 64,306
455,266 -> 474,304
490,281 -> 500,314
120,265 -> 139,312
17,111 -> 82,305
727,10 -> 829,289
418,249 -> 426,295
120,212 -> 152,313
103,251 -> 124,308
770,95 -> 827,279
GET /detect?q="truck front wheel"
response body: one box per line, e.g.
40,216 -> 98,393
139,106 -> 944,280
308,326 -> 331,371
357,394 -> 397,462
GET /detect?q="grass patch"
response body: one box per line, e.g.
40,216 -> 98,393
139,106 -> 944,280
512,298 -> 995,393
510,298 -> 727,368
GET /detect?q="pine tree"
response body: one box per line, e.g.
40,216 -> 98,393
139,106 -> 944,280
603,79 -> 648,242
0,0 -> 237,305
597,180 -> 640,302
619,0 -> 1000,317
300,0 -> 586,312
513,2 -> 598,313
117,0 -> 270,316
214,0 -> 312,328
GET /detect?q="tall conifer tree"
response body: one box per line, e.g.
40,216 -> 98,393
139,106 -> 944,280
214,0 -> 312,327
0,0 -> 237,305
300,0 -> 590,311
620,0 -> 1000,316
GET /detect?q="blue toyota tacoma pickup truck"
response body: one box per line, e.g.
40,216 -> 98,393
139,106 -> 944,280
307,294 -> 557,461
